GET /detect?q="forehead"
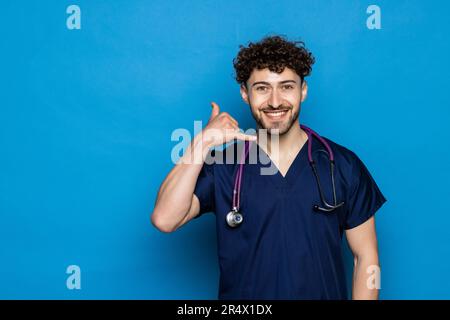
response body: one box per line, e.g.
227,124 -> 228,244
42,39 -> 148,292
247,67 -> 300,84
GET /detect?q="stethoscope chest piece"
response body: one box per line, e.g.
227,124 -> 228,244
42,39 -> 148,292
226,209 -> 243,228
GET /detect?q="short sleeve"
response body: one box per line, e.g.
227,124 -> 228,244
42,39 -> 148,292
193,161 -> 215,219
344,153 -> 387,229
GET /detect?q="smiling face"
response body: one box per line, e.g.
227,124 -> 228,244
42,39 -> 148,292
240,67 -> 308,135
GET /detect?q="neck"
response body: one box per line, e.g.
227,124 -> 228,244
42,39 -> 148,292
257,121 -> 307,160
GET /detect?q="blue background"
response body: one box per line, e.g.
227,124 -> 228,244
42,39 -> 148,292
1,0 -> 449,299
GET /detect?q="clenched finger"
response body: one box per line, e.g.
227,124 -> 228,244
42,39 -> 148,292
220,112 -> 239,127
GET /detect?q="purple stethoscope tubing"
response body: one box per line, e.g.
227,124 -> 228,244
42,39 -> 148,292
232,140 -> 253,212
228,124 -> 345,227
226,139 -> 253,227
300,124 -> 344,212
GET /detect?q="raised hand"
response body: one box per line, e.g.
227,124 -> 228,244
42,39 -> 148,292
201,102 -> 256,148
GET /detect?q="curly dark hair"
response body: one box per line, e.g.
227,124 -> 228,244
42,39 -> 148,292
233,34 -> 315,87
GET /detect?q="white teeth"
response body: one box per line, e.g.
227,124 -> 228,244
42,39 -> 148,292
265,111 -> 287,117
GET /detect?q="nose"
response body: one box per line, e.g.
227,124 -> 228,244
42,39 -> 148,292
268,90 -> 282,108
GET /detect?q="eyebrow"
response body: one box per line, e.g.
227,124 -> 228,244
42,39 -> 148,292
251,80 -> 297,88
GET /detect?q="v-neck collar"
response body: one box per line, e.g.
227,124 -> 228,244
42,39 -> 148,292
250,135 -> 310,190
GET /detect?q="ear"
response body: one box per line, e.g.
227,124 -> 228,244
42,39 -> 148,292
240,83 -> 249,104
300,80 -> 308,103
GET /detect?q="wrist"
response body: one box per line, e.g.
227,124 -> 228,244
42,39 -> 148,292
190,133 -> 212,164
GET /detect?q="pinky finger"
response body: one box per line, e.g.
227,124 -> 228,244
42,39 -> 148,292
232,132 -> 257,141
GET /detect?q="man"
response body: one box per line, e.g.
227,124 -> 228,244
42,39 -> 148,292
151,35 -> 386,300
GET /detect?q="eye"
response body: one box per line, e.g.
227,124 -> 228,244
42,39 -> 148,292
282,85 -> 294,90
256,86 -> 268,92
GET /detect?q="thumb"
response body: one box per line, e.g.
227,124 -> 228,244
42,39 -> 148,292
209,101 -> 220,122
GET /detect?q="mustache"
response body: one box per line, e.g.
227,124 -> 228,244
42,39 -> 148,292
261,106 -> 292,112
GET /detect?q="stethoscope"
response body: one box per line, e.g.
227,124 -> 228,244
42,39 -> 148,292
226,124 -> 345,228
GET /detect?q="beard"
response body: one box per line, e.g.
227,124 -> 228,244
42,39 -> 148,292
251,104 -> 300,136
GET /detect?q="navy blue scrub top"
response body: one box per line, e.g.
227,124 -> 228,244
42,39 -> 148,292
193,131 -> 386,300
